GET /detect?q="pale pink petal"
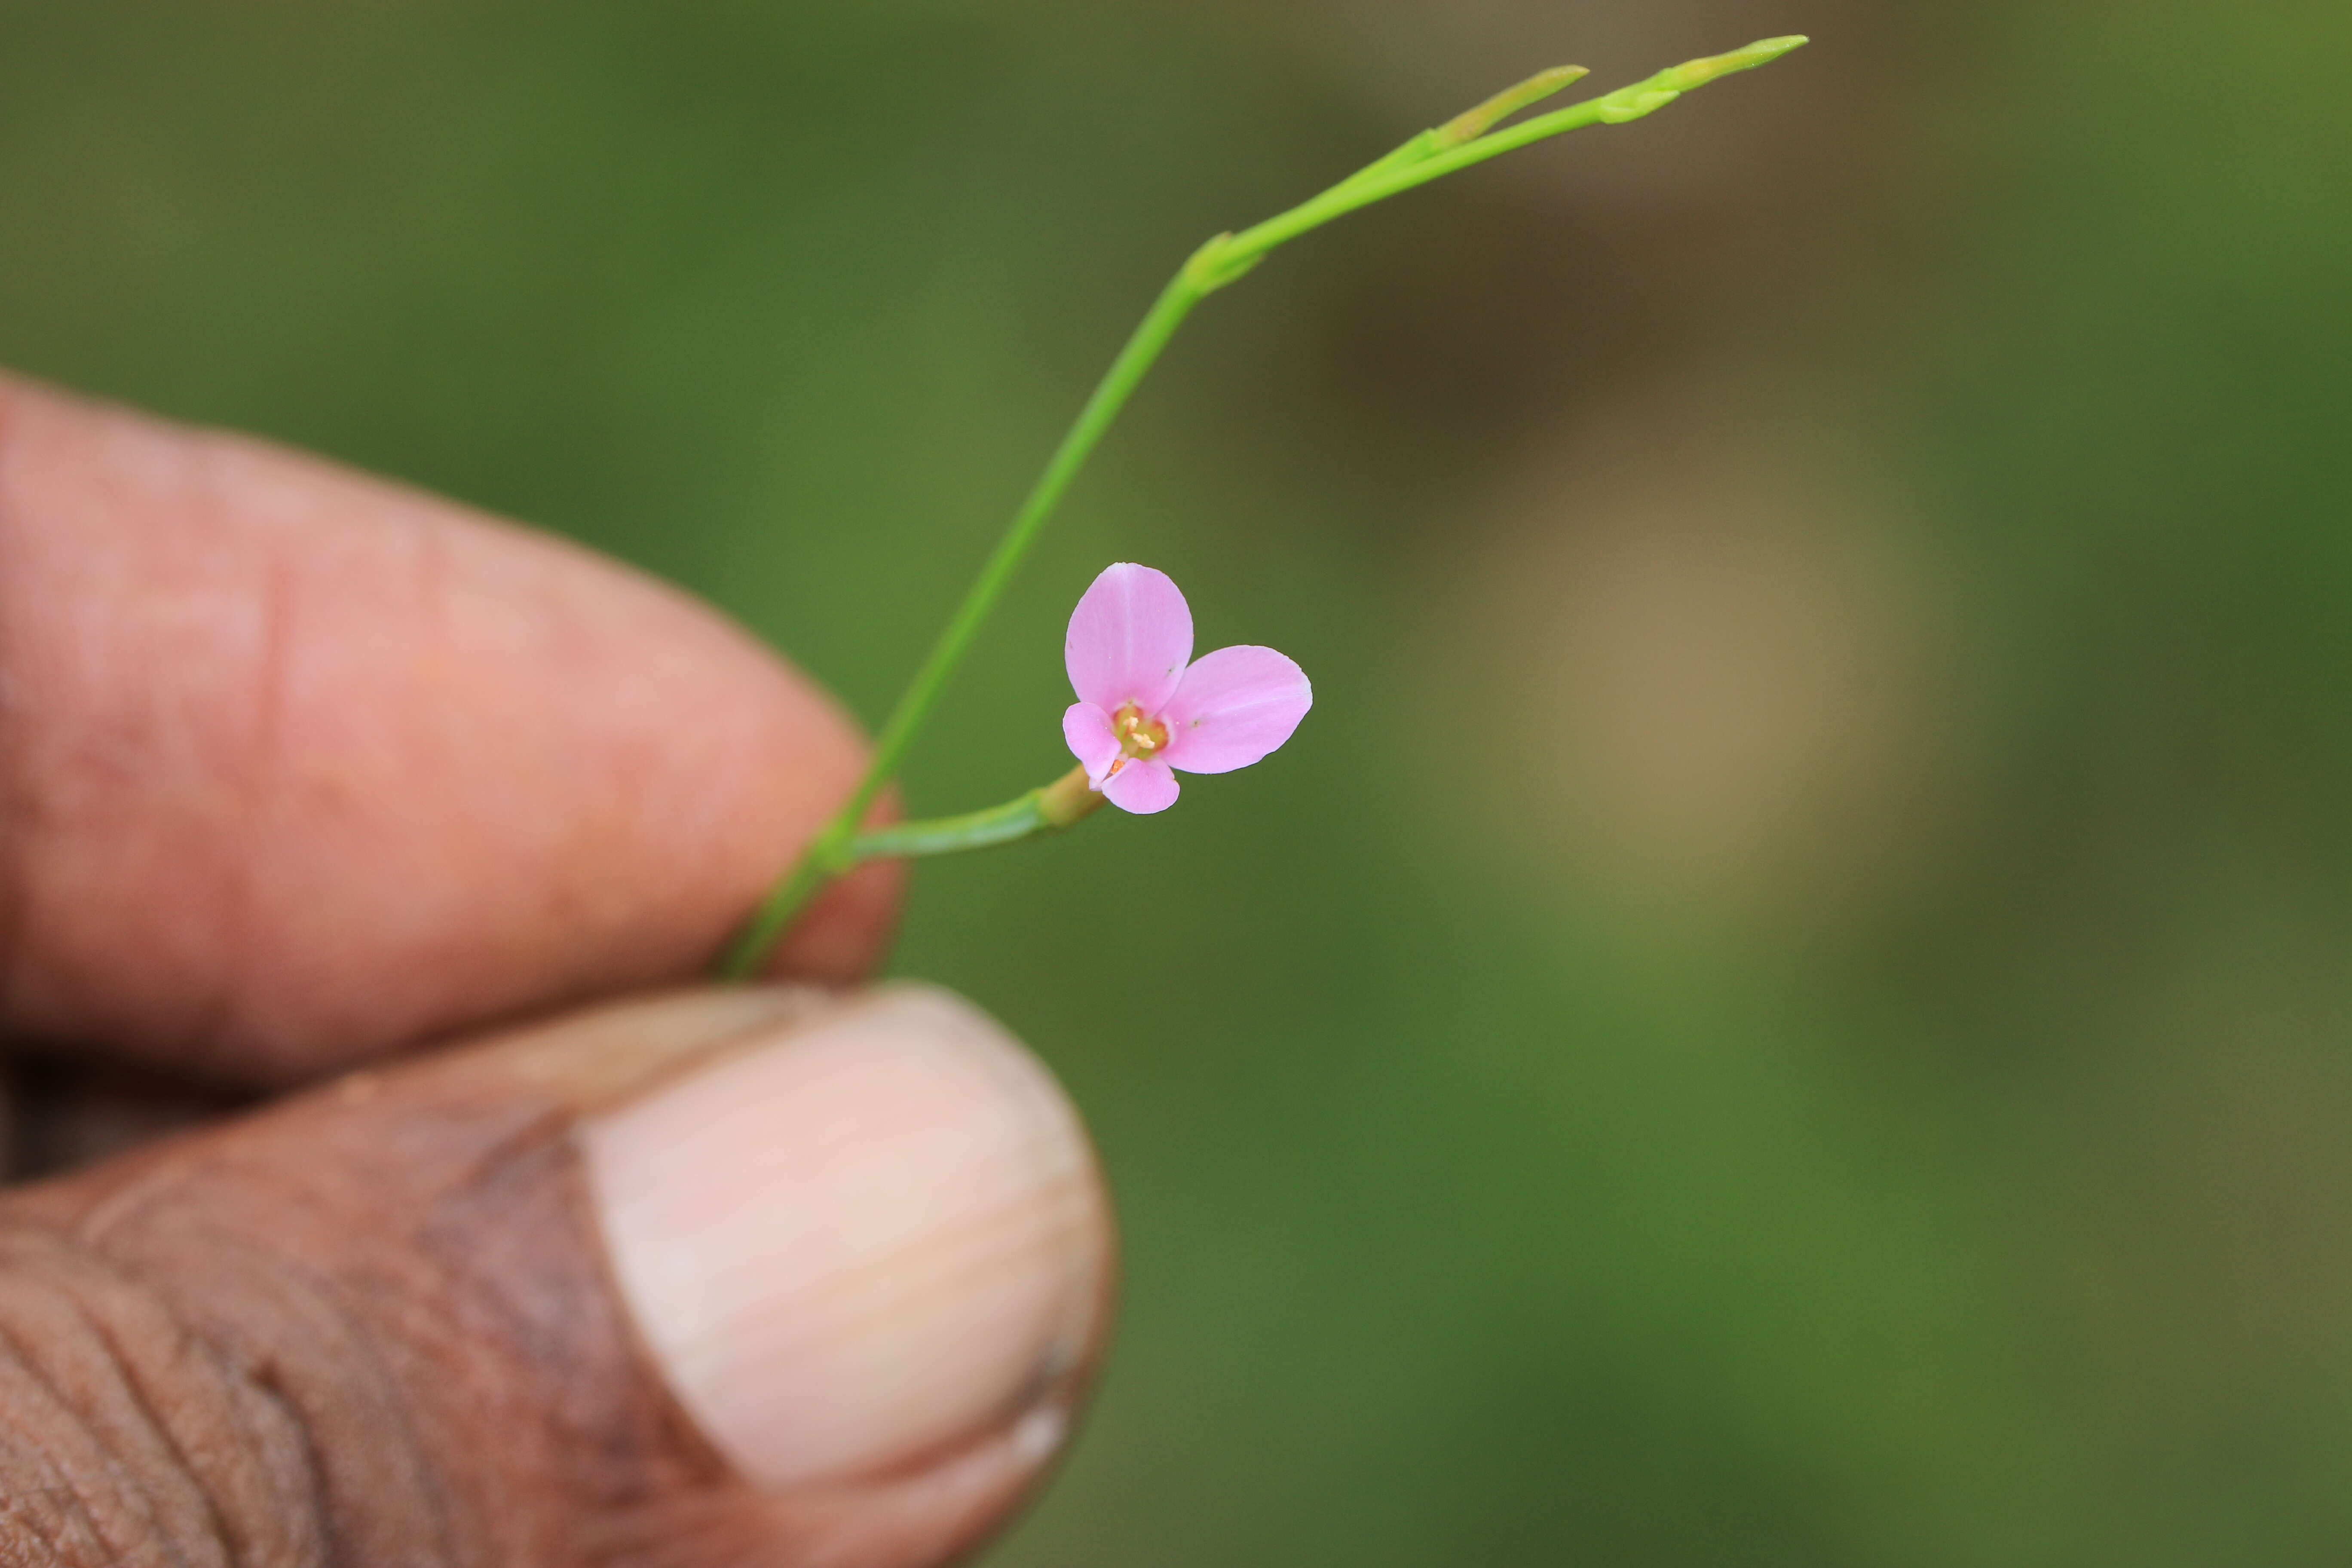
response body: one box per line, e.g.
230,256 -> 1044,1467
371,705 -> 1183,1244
1064,563 -> 1192,715
1062,702 -> 1122,786
1100,756 -> 1180,814
1157,645 -> 1313,774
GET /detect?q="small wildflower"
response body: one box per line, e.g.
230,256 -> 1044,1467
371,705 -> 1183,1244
1061,563 -> 1312,814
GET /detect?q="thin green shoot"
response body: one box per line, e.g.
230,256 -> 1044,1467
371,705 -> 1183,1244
717,34 -> 1807,978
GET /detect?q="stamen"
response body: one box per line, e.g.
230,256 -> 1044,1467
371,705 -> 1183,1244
1109,701 -> 1170,761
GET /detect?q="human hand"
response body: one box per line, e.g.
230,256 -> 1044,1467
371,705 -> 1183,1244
0,374 -> 1111,1566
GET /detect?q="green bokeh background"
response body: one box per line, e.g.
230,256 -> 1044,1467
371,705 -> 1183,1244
6,1 -> 2351,1561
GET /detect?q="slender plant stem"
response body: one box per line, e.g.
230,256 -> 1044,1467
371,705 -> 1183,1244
717,256 -> 1216,975
717,34 -> 1807,979
839,766 -> 1103,864
848,794 -> 1048,860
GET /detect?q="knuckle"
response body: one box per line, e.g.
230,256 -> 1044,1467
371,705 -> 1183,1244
0,1083 -> 723,1568
0,1224 -> 332,1565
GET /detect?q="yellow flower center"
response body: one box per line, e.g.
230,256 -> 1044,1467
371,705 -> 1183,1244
1111,702 -> 1170,766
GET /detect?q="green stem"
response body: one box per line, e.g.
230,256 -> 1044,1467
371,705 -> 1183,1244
841,766 -> 1102,863
716,253 -> 1216,975
717,34 -> 1807,978
1219,35 -> 1806,267
847,792 -> 1051,861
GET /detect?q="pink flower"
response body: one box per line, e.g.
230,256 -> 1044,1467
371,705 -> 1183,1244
1060,563 -> 1313,814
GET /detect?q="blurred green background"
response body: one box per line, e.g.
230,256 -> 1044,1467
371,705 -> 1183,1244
6,1 -> 2351,1560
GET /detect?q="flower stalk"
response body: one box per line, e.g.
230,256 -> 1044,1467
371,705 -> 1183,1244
716,34 -> 1807,980
839,768 -> 1106,866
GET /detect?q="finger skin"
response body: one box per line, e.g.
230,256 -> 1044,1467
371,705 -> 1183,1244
0,374 -> 900,1083
0,988 -> 1100,1568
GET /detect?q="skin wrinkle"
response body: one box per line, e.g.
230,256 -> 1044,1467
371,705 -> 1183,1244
17,1271 -> 234,1565
0,1226 -> 337,1568
169,1227 -> 420,1568
27,1162 -> 487,1565
0,1316 -> 197,1568
37,1223 -> 331,1565
0,1228 -> 339,1568
33,1134 -> 468,1563
0,1053 -> 717,1565
64,1144 -> 206,1256
75,1298 -> 269,1568
0,1316 -> 130,1564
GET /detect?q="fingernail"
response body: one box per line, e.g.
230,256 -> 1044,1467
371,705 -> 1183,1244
580,986 -> 1108,1489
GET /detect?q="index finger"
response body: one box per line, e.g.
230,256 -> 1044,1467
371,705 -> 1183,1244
0,374 -> 899,1084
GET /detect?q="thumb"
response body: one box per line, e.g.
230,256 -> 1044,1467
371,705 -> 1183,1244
0,986 -> 1111,1568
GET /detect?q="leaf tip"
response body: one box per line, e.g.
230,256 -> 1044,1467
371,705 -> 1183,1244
1434,63 -> 1592,150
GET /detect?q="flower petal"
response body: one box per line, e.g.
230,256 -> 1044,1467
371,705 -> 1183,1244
1158,644 -> 1313,774
1101,756 -> 1180,814
1064,563 -> 1192,715
1062,702 -> 1121,786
